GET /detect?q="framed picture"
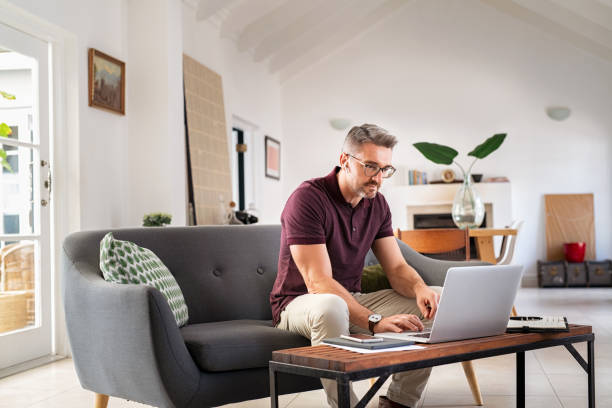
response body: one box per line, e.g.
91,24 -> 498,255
265,136 -> 280,180
88,48 -> 125,115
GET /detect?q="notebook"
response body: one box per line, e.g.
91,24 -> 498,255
323,336 -> 414,350
506,316 -> 569,333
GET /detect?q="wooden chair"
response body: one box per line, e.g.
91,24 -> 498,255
496,220 -> 524,265
395,228 -> 470,260
394,228 -> 483,406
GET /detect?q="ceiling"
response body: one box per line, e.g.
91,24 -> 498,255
184,0 -> 612,82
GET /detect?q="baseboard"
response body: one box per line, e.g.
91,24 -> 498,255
521,275 -> 538,288
0,354 -> 66,379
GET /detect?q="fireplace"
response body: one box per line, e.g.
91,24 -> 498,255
381,182 -> 512,256
413,212 -> 487,230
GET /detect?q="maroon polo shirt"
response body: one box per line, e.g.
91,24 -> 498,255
269,167 -> 394,325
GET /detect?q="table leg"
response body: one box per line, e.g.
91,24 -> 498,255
269,366 -> 279,408
588,340 -> 595,408
516,351 -> 525,408
337,377 -> 351,408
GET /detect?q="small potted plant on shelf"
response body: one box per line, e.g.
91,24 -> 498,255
142,213 -> 172,227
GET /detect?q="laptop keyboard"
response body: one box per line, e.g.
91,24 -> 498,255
411,332 -> 431,338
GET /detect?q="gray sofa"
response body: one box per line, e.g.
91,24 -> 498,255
61,224 -> 484,407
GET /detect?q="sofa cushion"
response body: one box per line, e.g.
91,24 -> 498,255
99,232 -> 189,326
181,320 -> 310,372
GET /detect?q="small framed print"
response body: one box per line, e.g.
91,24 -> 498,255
265,136 -> 280,180
88,48 -> 125,115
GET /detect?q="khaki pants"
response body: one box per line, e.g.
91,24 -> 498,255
277,287 -> 442,407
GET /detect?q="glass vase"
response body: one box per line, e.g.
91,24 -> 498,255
452,173 -> 485,229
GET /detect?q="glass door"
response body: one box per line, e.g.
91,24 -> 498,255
0,22 -> 52,369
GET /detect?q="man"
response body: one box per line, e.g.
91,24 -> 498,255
270,124 -> 441,408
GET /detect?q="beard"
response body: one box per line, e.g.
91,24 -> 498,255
357,180 -> 380,199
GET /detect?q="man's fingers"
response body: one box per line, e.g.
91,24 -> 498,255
394,315 -> 424,332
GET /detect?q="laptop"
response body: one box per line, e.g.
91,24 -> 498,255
375,265 -> 523,343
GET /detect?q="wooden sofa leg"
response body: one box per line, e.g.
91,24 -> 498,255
461,361 -> 483,406
94,393 -> 109,408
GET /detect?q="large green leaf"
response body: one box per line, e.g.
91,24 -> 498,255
468,133 -> 506,159
413,142 -> 458,165
0,91 -> 16,100
0,122 -> 12,137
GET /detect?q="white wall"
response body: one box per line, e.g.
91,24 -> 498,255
182,3 -> 284,224
7,0 -> 129,230
127,0 -> 186,226
280,0 -> 612,281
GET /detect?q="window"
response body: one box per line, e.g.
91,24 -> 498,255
3,214 -> 19,234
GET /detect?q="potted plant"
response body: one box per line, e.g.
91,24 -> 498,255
142,213 -> 172,227
413,133 -> 506,229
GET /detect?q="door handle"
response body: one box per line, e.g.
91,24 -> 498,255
41,159 -> 51,206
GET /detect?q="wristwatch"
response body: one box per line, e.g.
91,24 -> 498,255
368,313 -> 382,334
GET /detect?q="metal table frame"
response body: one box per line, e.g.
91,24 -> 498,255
270,333 -> 595,408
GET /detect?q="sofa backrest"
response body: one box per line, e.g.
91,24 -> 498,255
63,224 -> 284,324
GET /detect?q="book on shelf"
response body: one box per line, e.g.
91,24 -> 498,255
408,170 -> 427,185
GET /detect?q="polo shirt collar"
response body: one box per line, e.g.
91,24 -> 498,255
324,167 -> 372,209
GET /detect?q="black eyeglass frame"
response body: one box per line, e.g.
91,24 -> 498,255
344,153 -> 396,178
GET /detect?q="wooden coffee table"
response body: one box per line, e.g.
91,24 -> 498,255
270,325 -> 594,408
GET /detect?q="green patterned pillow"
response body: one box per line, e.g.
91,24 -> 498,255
361,264 -> 392,293
99,232 -> 189,326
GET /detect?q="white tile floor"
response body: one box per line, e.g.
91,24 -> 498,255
1,288 -> 610,407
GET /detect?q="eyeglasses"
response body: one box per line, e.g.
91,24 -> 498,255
344,153 -> 396,178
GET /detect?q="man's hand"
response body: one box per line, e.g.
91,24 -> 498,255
373,314 -> 424,333
415,285 -> 441,320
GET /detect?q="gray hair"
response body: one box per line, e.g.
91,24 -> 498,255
342,123 -> 398,154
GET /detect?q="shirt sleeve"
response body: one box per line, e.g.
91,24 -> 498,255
282,186 -> 327,245
375,195 -> 394,240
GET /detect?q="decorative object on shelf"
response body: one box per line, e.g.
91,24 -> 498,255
546,106 -> 571,121
265,136 -> 280,180
563,242 -> 586,263
441,168 -> 455,183
329,118 -> 352,131
471,173 -> 482,183
142,213 -> 172,227
413,133 -> 506,229
88,48 -> 125,115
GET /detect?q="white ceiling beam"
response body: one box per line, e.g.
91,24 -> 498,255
481,0 -> 612,63
196,0 -> 238,21
236,0 -> 325,53
273,0 -> 406,78
252,0 -> 353,63
514,0 -> 612,48
549,0 -> 612,30
219,0 -> 286,42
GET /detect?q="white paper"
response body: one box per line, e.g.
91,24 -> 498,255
322,342 -> 425,354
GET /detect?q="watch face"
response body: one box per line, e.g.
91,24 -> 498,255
369,314 -> 382,323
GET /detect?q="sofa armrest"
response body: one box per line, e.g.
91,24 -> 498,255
396,238 -> 490,286
61,246 -> 200,407
364,238 -> 490,287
